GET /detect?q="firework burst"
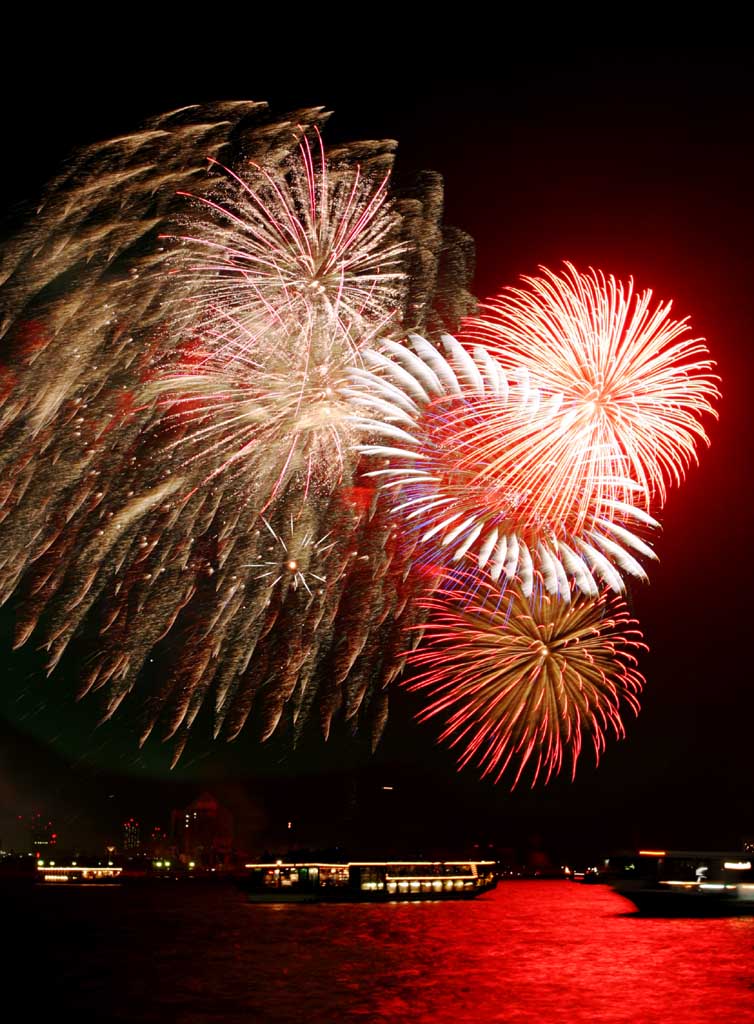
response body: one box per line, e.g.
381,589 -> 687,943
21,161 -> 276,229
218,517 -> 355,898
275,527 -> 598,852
144,322 -> 361,504
350,333 -> 658,598
407,574 -> 646,787
245,516 -> 339,594
464,263 -> 719,511
168,131 -> 408,361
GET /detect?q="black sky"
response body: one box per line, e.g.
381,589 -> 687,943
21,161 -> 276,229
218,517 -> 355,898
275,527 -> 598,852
1,43 -> 752,859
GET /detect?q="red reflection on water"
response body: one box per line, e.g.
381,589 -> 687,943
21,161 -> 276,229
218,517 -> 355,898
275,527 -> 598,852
365,883 -> 754,1023
12,880 -> 754,1023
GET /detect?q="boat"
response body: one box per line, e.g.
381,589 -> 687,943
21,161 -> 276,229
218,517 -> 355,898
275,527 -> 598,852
36,862 -> 123,884
606,849 -> 754,915
238,859 -> 498,902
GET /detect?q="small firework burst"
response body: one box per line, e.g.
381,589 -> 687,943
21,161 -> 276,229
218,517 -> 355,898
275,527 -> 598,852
350,333 -> 657,598
407,573 -> 646,787
464,262 -> 719,510
246,516 -> 338,594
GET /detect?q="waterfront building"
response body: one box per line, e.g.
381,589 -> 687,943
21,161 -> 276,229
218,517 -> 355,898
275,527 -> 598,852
171,792 -> 234,868
123,818 -> 141,854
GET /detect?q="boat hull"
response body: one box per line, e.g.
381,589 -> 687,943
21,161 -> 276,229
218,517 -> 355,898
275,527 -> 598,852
617,887 -> 754,917
607,850 -> 754,916
239,881 -> 497,904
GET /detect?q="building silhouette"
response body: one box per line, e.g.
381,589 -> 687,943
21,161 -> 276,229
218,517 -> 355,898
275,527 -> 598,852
171,792 -> 234,868
123,818 -> 141,855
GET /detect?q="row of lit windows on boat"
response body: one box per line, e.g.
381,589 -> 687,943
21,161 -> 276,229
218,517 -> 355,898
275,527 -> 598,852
40,866 -> 122,881
366,879 -> 477,893
258,867 -> 484,891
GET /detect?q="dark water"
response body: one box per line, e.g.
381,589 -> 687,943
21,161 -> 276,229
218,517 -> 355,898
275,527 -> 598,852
11,881 -> 754,1022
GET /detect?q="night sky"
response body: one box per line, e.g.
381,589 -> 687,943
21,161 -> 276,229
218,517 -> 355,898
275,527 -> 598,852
1,44 -> 752,861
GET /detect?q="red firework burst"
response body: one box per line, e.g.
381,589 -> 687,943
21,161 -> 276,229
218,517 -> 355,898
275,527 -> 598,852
406,573 -> 646,787
463,262 -> 719,512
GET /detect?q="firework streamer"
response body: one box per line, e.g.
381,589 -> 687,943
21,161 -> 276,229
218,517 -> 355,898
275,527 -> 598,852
0,102 -> 475,757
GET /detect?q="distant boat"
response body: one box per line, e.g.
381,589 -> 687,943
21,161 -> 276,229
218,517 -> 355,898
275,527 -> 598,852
37,863 -> 123,884
607,850 -> 754,915
238,859 -> 498,902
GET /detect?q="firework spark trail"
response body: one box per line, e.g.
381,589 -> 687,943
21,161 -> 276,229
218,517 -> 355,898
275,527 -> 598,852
464,263 -> 720,512
0,102 -> 475,757
349,332 -> 659,599
406,573 -> 646,787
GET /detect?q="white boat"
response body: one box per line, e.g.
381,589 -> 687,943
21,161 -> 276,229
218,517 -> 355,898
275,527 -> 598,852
239,859 -> 498,902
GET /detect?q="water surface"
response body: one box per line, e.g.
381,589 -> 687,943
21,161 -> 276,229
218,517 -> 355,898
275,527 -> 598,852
12,881 -> 754,1022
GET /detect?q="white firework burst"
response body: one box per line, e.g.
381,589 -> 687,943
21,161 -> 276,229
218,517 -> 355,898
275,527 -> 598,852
144,320 -> 363,504
168,131 -> 408,363
348,333 -> 659,599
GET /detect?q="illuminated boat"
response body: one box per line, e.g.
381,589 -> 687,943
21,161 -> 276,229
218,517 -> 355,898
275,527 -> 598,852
239,860 -> 498,902
607,850 -> 754,915
36,862 -> 123,884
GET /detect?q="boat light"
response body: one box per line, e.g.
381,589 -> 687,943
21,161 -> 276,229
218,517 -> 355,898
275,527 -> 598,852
724,861 -> 751,870
638,850 -> 666,857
